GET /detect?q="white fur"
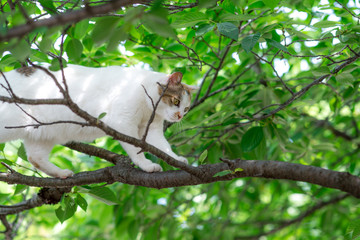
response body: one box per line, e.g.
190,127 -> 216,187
0,65 -> 195,178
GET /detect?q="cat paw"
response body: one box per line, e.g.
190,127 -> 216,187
140,162 -> 163,173
176,156 -> 188,164
55,169 -> 74,179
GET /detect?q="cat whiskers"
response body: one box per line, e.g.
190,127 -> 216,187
175,118 -> 184,139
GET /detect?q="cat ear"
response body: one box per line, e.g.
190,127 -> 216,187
183,83 -> 199,93
168,72 -> 183,85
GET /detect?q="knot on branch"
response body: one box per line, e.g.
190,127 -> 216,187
107,160 -> 134,182
38,187 -> 71,205
220,158 -> 236,171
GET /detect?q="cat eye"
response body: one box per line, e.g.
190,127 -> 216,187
173,98 -> 180,107
184,107 -> 189,112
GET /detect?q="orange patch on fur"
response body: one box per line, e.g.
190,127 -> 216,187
16,67 -> 36,77
158,83 -> 191,106
28,156 -> 39,168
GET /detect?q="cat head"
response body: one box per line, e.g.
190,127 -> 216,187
157,72 -> 198,122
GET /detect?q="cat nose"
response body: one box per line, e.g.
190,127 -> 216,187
176,112 -> 182,120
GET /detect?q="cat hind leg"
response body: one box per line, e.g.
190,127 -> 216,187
24,139 -> 74,178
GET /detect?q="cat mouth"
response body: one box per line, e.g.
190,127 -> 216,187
168,115 -> 183,122
169,117 -> 182,122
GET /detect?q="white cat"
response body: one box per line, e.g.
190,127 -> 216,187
0,65 -> 197,178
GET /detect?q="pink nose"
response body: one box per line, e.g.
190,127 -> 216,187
176,112 -> 182,119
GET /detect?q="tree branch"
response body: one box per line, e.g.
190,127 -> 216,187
1,157 -> 360,199
0,215 -> 13,240
0,187 -> 71,215
0,0 -> 147,41
235,193 -> 350,239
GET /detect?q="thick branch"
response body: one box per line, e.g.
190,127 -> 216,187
0,0 -> 146,41
0,187 -> 71,215
1,159 -> 360,199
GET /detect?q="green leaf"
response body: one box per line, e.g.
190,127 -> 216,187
39,36 -> 53,53
98,112 -> 107,120
221,0 -> 236,13
75,194 -> 88,212
13,184 -> 27,195
196,24 -> 215,37
221,13 -> 254,22
347,219 -> 360,240
87,187 -> 118,205
31,49 -> 49,63
249,1 -> 266,9
342,64 -> 358,73
222,117 -> 242,126
217,22 -> 239,41
143,13 -> 176,38
262,0 -> 280,9
198,0 -> 217,8
313,66 -> 331,77
49,58 -> 67,71
241,126 -> 264,152
82,36 -> 93,52
213,170 -> 233,177
234,168 -> 243,173
38,0 -> 57,14
313,143 -> 336,152
0,143 -> 5,152
266,38 -> 287,52
107,27 -> 128,52
55,196 -> 77,223
91,17 -> 120,45
313,21 -> 339,28
336,72 -> 355,86
17,143 -> 27,161
74,20 -> 89,39
274,127 -> 289,146
66,38 -> 83,62
10,39 -> 31,62
0,55 -> 17,67
242,32 -> 261,52
289,29 -> 311,39
172,12 -> 208,28
97,112 -> 107,123
199,150 -> 208,164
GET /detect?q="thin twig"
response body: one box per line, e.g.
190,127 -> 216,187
141,82 -> 170,142
0,215 -> 13,240
1,162 -> 15,173
334,0 -> 360,20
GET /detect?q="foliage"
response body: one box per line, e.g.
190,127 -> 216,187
0,0 -> 360,239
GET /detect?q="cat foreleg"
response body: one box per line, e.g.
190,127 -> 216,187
146,129 -> 188,165
120,141 -> 163,172
23,140 -> 74,178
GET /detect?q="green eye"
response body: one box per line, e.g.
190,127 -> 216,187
173,98 -> 180,106
184,107 -> 189,112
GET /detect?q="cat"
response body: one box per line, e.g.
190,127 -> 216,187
0,65 -> 198,178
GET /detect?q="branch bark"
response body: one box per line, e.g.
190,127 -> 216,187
0,0 -> 147,41
0,187 -> 71,215
1,156 -> 360,198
